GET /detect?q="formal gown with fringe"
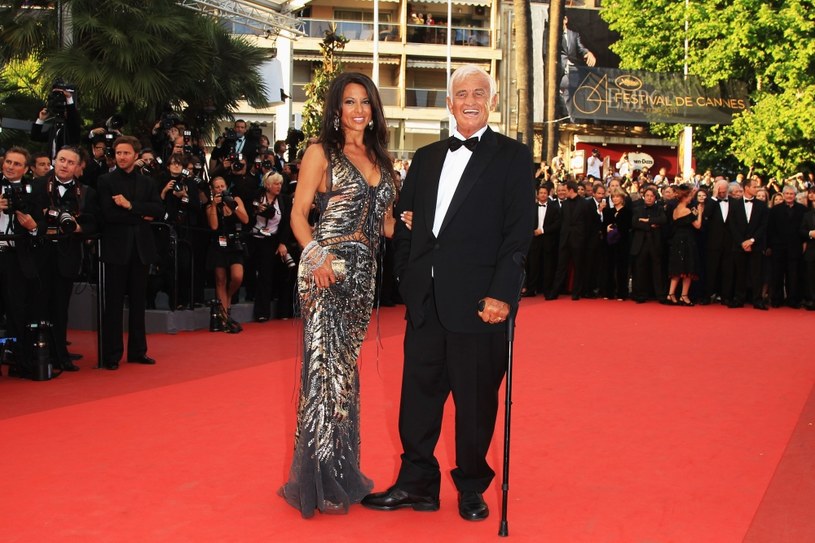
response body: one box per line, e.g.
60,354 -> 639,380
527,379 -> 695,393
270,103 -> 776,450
279,148 -> 395,518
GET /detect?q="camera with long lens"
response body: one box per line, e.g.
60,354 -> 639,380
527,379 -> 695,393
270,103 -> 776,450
46,206 -> 78,234
227,152 -> 245,172
1,183 -> 34,215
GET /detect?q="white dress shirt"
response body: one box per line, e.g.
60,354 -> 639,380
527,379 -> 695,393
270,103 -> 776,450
432,126 -> 488,237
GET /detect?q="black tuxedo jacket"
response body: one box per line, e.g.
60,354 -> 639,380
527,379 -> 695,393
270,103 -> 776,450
0,179 -> 48,278
393,128 -> 535,334
558,196 -> 591,250
728,198 -> 768,252
34,175 -> 99,277
97,168 -> 164,266
703,198 -> 732,250
535,201 -> 562,245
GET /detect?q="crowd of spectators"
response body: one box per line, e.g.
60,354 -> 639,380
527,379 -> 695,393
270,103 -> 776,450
527,148 -> 815,311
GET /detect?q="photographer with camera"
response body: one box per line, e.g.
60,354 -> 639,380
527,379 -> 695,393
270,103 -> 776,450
250,172 -> 295,321
1,146 -> 47,376
31,84 -> 82,159
33,146 -> 99,371
80,136 -> 112,189
157,153 -> 207,309
206,176 -> 249,333
97,136 -> 165,370
210,120 -> 258,173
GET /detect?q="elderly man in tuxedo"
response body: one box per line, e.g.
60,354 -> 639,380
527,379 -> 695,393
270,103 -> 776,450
362,65 -> 534,521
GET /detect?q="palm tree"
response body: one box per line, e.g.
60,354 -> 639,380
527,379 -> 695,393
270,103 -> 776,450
513,0 -> 533,148
1,0 -> 271,137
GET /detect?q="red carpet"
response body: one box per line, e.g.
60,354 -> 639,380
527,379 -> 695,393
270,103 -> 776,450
1,299 -> 813,542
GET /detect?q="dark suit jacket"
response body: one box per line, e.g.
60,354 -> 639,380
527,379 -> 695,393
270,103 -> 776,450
30,102 -> 82,152
558,196 -> 591,250
393,128 -> 534,334
535,201 -> 562,250
630,203 -> 666,256
560,29 -> 590,74
768,202 -> 806,252
34,175 -> 99,277
801,209 -> 815,262
728,198 -> 768,252
703,198 -> 732,251
602,204 -> 632,243
0,179 -> 47,278
97,168 -> 164,266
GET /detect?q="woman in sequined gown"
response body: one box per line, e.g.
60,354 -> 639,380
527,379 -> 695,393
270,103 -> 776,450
279,73 -> 398,518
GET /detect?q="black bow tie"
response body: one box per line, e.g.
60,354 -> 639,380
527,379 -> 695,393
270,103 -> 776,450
538,203 -> 547,207
719,198 -> 729,203
744,198 -> 754,202
449,136 -> 479,152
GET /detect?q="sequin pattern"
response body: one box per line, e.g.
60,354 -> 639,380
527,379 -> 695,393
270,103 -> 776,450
279,149 -> 395,518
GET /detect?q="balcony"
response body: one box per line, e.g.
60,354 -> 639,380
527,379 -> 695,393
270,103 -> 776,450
405,87 -> 447,108
298,19 -> 400,42
292,83 -> 401,107
406,24 -> 490,47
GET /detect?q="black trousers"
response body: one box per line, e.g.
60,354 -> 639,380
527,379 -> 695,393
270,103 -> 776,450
0,249 -> 34,363
732,249 -> 764,305
632,239 -> 663,300
37,247 -> 75,364
604,240 -> 630,299
705,243 -> 734,300
102,251 -> 149,364
395,289 -> 507,497
551,240 -> 584,296
770,247 -> 801,305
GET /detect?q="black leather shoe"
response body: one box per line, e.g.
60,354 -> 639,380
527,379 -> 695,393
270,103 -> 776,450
103,362 -> 119,371
361,487 -> 440,512
127,356 -> 156,365
753,302 -> 769,311
68,352 -> 83,361
60,360 -> 80,372
458,491 -> 489,521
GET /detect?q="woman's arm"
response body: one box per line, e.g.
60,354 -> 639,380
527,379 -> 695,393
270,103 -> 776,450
291,144 -> 328,248
233,196 -> 249,224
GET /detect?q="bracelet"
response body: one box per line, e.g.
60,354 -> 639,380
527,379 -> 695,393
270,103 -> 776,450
301,240 -> 328,273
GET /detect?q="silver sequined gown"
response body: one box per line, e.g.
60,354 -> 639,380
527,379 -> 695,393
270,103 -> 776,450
279,149 -> 395,518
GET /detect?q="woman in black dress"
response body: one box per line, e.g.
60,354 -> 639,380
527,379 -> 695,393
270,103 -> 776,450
667,184 -> 704,306
206,176 -> 249,331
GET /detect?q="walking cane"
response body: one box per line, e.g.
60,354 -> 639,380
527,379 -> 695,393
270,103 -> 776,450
499,253 -> 526,537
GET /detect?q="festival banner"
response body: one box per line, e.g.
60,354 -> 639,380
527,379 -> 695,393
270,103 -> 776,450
567,67 -> 748,125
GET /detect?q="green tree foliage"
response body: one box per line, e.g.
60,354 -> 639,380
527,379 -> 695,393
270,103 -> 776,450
0,0 -> 271,138
301,29 -> 348,142
602,0 -> 815,178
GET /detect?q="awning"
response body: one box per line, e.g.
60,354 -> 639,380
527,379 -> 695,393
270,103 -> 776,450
421,0 -> 491,6
293,54 -> 400,65
406,59 -> 490,70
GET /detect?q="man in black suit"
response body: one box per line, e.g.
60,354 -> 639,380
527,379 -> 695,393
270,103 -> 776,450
583,182 -> 607,297
525,185 -> 561,297
1,146 -> 46,375
559,15 -> 596,121
97,136 -> 164,370
702,178 -> 734,304
362,65 -> 534,521
767,184 -> 807,308
548,180 -> 591,300
34,146 -> 99,370
630,186 -> 666,303
728,176 -> 769,309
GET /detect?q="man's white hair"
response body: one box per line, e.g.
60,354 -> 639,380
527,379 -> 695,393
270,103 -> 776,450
447,64 -> 497,100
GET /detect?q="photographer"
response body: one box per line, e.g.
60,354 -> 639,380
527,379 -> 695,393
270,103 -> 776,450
34,146 -> 99,371
250,172 -> 294,321
206,176 -> 249,333
31,84 -> 82,159
221,154 -> 260,301
151,112 -> 183,164
80,136 -> 112,189
1,146 -> 46,376
158,154 -> 207,309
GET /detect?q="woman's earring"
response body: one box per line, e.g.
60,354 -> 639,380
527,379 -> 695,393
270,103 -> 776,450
368,120 -> 374,130
333,116 -> 340,131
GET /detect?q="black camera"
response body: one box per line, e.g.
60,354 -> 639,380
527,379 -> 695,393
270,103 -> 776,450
47,206 -> 78,234
262,159 -> 273,170
161,112 -> 182,130
1,183 -> 34,215
140,157 -> 162,176
104,132 -> 116,158
220,193 -> 238,211
46,80 -> 76,117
